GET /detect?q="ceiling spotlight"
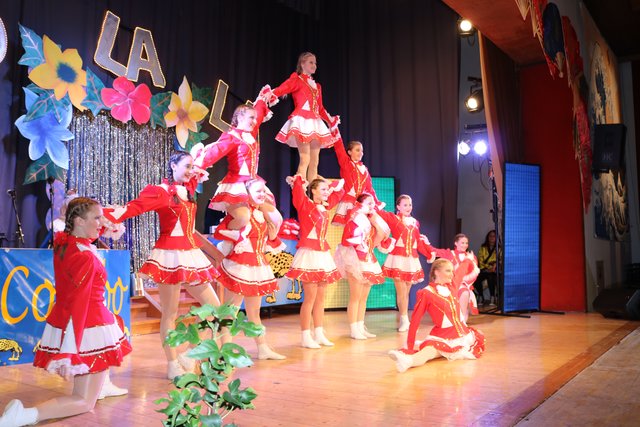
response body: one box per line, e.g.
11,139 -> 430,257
457,18 -> 476,37
465,88 -> 484,113
458,140 -> 471,156
473,139 -> 488,156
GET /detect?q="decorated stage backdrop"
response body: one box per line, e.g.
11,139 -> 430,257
0,249 -> 131,366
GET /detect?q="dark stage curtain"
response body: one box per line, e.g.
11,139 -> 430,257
0,0 -> 459,248
479,33 -> 523,203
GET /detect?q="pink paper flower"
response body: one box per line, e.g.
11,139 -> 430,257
101,76 -> 152,124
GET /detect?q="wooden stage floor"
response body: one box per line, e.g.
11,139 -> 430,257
1,311 -> 638,426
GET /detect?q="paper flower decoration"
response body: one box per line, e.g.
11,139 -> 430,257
164,76 -> 208,147
15,87 -> 73,168
28,35 -> 87,111
101,76 -> 152,124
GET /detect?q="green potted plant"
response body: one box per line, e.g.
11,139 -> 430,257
155,303 -> 263,427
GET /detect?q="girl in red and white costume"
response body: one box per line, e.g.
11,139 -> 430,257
193,88 -> 282,236
214,179 -> 287,360
422,233 -> 480,323
103,152 -> 221,380
331,131 -> 384,226
378,195 -> 434,332
0,198 -> 131,427
335,193 -> 394,340
388,258 -> 485,373
270,52 -> 340,182
285,175 -> 345,348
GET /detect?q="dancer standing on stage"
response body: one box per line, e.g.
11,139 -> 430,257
378,195 -> 434,332
335,193 -> 393,340
271,52 -> 340,182
103,152 -> 221,380
285,174 -> 345,348
214,178 -> 287,360
388,258 -> 485,373
423,233 -> 480,323
193,87 -> 282,235
330,131 -> 384,226
0,198 -> 132,427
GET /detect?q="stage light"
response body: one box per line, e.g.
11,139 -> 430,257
465,88 -> 484,113
458,140 -> 471,156
457,18 -> 476,37
473,139 -> 488,156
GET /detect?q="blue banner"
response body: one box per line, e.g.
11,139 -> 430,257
0,249 -> 131,366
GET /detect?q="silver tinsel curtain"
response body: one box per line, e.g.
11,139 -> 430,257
68,111 -> 174,272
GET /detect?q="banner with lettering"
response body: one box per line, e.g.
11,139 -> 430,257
0,249 -> 131,366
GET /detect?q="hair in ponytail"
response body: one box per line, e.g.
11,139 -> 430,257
64,197 -> 100,234
166,151 -> 194,203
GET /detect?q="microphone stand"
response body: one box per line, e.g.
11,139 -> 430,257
8,190 -> 25,248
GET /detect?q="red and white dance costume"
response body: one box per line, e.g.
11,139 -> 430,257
285,175 -> 345,284
377,210 -> 432,284
425,246 -> 480,316
334,209 -> 391,284
33,233 -> 132,377
103,178 -> 219,286
402,259 -> 485,360
213,206 -> 284,296
194,99 -> 275,212
272,72 -> 339,148
331,136 -> 383,225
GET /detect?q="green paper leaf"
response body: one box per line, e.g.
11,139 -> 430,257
174,373 -> 201,389
185,130 -> 209,152
191,83 -> 213,108
23,85 -> 71,123
188,339 -> 221,361
220,343 -> 253,369
229,311 -> 264,338
200,414 -> 223,427
23,153 -> 66,185
150,91 -> 172,129
18,24 -> 44,68
82,67 -> 108,116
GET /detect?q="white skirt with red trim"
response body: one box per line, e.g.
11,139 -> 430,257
217,258 -> 279,296
285,247 -> 341,283
209,181 -> 276,212
276,116 -> 337,148
334,245 -> 385,285
139,248 -> 219,285
382,254 -> 425,284
33,316 -> 132,377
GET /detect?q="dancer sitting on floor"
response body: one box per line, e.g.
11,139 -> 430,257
388,257 -> 485,373
0,198 -> 132,427
285,174 -> 345,348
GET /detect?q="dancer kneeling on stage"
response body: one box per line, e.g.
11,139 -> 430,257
388,258 -> 485,373
0,198 -> 132,427
103,152 -> 221,380
214,178 -> 287,360
285,175 -> 345,348
335,193 -> 394,340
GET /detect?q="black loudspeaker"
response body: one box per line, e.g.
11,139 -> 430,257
592,124 -> 626,172
593,288 -> 640,320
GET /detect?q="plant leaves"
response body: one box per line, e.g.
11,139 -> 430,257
188,339 -> 221,361
220,343 -> 253,369
82,67 -> 108,116
150,91 -> 172,129
191,83 -> 213,108
174,373 -> 202,389
229,311 -> 264,338
23,153 -> 66,185
185,323 -> 201,344
200,414 -> 223,427
18,24 -> 44,67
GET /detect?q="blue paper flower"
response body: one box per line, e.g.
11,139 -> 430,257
15,87 -> 74,168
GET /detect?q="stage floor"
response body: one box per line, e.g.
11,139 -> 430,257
0,311 -> 638,426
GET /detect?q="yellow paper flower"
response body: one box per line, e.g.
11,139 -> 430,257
29,35 -> 87,111
164,76 -> 209,146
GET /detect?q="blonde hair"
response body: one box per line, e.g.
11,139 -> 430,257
396,194 -> 411,207
296,52 -> 316,74
429,258 -> 452,282
231,104 -> 255,127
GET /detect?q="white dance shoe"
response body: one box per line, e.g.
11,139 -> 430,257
0,400 -> 38,427
301,330 -> 321,349
358,321 -> 376,338
98,376 -> 128,400
398,315 -> 410,332
314,327 -> 334,346
257,344 -> 286,360
167,359 -> 186,380
388,350 -> 413,373
350,323 -> 367,340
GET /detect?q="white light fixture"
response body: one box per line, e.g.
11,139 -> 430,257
457,18 -> 476,37
458,140 -> 471,156
473,139 -> 488,156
